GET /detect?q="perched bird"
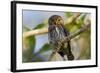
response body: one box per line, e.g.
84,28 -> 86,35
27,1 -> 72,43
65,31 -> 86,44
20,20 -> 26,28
48,15 -> 74,60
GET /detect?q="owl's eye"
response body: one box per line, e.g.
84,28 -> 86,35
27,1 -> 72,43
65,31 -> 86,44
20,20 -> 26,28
58,19 -> 60,21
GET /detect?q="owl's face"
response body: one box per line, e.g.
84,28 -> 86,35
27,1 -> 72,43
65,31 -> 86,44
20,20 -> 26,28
48,15 -> 64,26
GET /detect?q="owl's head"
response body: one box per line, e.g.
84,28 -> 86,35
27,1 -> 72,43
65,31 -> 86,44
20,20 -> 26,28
48,15 -> 64,26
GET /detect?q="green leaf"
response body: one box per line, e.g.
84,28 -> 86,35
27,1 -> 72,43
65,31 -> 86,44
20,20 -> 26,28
23,26 -> 36,62
66,22 -> 78,33
38,43 -> 51,54
66,12 -> 73,18
81,14 -> 86,20
34,23 -> 45,29
31,43 -> 51,62
76,14 -> 86,28
25,36 -> 36,51
23,36 -> 36,62
23,25 -> 36,51
23,25 -> 30,32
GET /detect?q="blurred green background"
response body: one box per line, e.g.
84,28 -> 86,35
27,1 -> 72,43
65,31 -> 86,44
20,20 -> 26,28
22,10 -> 91,63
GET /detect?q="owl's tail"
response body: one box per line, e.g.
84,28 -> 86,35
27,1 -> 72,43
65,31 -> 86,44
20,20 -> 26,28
66,41 -> 74,60
58,41 -> 74,60
67,52 -> 74,60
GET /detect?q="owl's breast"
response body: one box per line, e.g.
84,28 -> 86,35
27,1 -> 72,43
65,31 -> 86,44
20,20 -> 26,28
49,26 -> 66,44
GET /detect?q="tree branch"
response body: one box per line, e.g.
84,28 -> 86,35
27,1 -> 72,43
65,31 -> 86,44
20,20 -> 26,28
64,23 -> 90,43
23,28 -> 48,38
49,21 -> 90,61
65,13 -> 81,25
23,13 -> 81,38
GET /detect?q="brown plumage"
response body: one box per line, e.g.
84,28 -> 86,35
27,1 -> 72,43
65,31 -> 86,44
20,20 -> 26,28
48,15 -> 74,60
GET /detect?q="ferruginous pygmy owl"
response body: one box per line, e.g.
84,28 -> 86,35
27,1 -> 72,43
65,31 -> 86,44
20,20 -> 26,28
48,15 -> 74,60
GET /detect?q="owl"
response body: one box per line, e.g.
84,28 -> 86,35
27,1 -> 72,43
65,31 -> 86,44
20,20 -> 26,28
48,15 -> 74,60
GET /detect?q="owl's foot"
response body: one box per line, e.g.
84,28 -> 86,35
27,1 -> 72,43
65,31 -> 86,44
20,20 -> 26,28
67,54 -> 74,60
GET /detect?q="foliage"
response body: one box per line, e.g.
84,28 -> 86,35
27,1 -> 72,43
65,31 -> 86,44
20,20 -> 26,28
65,12 -> 73,18
23,24 -> 51,62
34,23 -> 45,29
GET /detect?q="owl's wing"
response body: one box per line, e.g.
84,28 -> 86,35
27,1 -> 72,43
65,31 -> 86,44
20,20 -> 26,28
61,25 -> 70,36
